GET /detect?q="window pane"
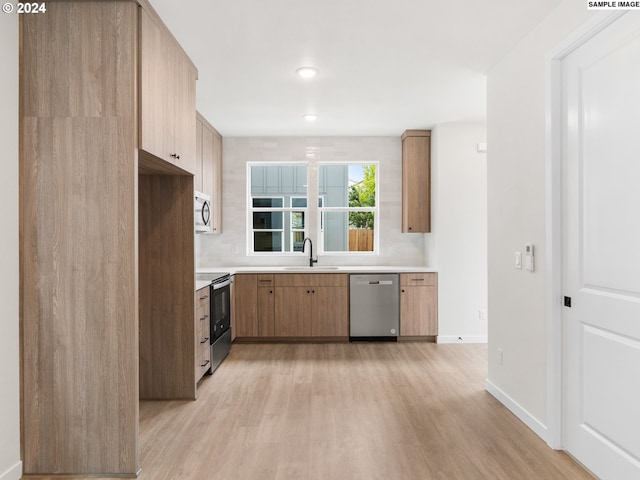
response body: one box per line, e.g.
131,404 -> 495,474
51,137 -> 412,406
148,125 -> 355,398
318,164 -> 376,208
253,197 -> 283,208
292,231 -> 305,252
323,211 -> 374,252
251,165 -> 307,196
291,211 -> 304,229
253,211 -> 283,229
291,197 -> 307,208
349,211 -> 374,229
254,232 -> 282,252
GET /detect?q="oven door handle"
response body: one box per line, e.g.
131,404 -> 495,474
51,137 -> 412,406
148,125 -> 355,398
213,278 -> 231,290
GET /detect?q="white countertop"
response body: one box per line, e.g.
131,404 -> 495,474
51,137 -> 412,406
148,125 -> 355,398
197,266 -> 437,275
196,280 -> 212,291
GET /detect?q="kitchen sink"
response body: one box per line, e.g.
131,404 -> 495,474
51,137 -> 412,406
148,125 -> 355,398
283,266 -> 340,271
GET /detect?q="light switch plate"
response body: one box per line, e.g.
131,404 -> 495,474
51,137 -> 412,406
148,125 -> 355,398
515,252 -> 522,269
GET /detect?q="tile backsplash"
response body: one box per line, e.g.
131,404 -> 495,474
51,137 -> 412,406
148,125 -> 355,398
197,136 -> 428,268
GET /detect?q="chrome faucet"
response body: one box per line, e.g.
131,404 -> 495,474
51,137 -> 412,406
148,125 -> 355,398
302,237 -> 318,267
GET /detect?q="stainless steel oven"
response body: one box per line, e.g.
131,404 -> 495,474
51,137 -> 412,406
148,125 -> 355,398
196,272 -> 231,373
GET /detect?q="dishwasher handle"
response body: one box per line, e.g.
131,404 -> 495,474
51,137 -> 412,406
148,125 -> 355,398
355,280 -> 394,286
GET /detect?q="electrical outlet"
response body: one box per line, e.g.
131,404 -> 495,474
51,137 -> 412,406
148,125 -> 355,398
479,309 -> 487,322
497,348 -> 503,366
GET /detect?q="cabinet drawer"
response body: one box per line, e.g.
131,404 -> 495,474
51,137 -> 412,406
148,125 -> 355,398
197,323 -> 210,349
196,305 -> 209,329
196,287 -> 210,310
196,346 -> 211,380
400,273 -> 437,286
274,273 -> 348,287
257,274 -> 274,285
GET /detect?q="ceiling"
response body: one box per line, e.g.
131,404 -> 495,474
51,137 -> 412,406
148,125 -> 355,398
149,0 -> 563,136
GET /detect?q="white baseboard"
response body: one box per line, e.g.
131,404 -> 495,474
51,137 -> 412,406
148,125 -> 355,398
436,335 -> 488,344
0,461 -> 22,480
485,380 -> 548,442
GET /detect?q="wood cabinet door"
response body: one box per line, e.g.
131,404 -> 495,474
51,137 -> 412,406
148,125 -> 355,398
211,131 -> 223,234
173,50 -> 197,174
402,131 -> 431,233
400,285 -> 437,335
140,9 -> 196,173
274,287 -> 312,336
140,9 -> 169,159
194,118 -> 203,192
311,287 -> 348,337
257,286 -> 275,337
233,274 -> 258,337
201,123 -> 215,196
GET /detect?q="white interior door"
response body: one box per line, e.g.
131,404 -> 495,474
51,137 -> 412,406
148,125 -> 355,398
562,12 -> 640,479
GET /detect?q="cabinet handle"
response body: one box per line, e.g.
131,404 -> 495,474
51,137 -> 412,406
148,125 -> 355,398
200,315 -> 208,321
200,337 -> 209,344
311,290 -> 315,294
259,279 -> 272,283
171,153 -> 180,160
200,359 -> 210,367
401,289 -> 405,293
408,227 -> 413,231
307,290 -> 310,294
200,295 -> 209,300
412,279 -> 425,282
269,290 -> 273,294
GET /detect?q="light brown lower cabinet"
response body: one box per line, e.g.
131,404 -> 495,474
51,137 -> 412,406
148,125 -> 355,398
233,273 -> 349,339
400,273 -> 438,336
274,274 -> 349,338
310,287 -> 349,337
258,286 -> 275,336
195,286 -> 211,383
233,274 -> 258,337
273,287 -> 348,337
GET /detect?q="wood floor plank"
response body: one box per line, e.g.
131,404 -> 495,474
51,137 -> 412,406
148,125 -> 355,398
29,343 -> 593,480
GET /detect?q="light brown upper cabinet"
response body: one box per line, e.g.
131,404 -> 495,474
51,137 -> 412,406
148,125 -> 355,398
401,130 -> 431,232
195,112 -> 223,233
140,9 -> 197,174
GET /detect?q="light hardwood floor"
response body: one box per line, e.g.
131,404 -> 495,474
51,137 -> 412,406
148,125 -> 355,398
31,343 -> 593,479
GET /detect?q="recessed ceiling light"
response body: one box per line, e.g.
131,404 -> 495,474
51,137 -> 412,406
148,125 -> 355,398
303,114 -> 318,122
296,67 -> 319,79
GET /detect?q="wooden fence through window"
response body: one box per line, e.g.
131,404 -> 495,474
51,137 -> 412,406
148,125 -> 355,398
349,229 -> 374,251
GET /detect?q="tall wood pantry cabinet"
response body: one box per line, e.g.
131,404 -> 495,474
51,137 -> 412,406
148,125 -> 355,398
20,0 -> 197,476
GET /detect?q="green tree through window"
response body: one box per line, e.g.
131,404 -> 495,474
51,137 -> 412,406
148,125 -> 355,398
349,165 -> 376,229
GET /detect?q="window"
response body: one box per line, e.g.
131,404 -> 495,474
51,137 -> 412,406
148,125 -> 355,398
249,164 -> 307,253
248,162 -> 377,255
318,164 -> 377,253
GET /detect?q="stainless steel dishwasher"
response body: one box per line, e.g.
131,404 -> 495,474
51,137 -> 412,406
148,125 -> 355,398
349,274 -> 399,340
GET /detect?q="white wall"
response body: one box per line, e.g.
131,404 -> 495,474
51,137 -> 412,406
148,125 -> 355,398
197,136 -> 428,268
486,0 -> 594,435
0,12 -> 23,480
432,123 -> 488,343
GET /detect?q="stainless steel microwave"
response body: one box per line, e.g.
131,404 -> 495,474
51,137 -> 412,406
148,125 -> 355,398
194,191 -> 211,234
